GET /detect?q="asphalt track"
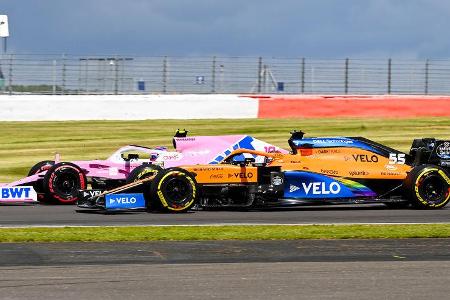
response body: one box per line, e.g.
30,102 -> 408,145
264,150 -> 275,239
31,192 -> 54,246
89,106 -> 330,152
0,239 -> 449,299
1,204 -> 449,298
0,203 -> 449,226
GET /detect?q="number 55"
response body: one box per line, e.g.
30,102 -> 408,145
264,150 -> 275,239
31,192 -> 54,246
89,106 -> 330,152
389,153 -> 405,164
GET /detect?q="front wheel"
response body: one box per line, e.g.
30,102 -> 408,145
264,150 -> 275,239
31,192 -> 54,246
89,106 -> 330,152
28,160 -> 55,176
148,167 -> 197,212
125,164 -> 162,195
43,162 -> 87,204
27,160 -> 55,202
403,165 -> 450,209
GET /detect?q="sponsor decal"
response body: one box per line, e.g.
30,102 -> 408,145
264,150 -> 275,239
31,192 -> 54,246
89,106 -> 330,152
105,193 -> 145,209
193,167 -> 224,172
352,154 -> 378,163
284,171 -> 357,199
231,172 -> 254,179
348,170 -> 369,176
82,190 -> 103,198
321,169 -> 338,175
317,149 -> 341,154
344,156 -> 351,162
0,186 -> 37,202
293,138 -> 383,155
264,146 -> 277,153
272,175 -> 283,186
209,174 -> 224,179
311,139 -> 353,144
162,153 -> 182,161
178,137 -> 196,141
385,164 -> 397,171
436,142 -> 450,159
302,182 -> 341,195
381,171 -> 401,176
289,184 -> 300,193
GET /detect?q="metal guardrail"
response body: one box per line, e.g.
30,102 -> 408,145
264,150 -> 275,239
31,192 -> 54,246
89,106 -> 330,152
0,54 -> 449,95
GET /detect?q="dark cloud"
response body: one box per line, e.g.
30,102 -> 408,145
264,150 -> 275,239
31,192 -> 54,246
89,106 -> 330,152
2,0 -> 450,58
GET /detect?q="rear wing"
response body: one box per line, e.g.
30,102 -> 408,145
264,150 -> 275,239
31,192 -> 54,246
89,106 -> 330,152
173,129 -> 188,149
288,130 -> 305,154
410,138 -> 450,166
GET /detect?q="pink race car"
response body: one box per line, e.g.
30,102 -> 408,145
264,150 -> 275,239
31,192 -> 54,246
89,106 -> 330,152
0,130 -> 286,204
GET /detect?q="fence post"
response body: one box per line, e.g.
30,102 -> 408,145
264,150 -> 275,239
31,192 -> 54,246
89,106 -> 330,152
344,58 -> 349,94
262,65 -> 268,93
387,58 -> 392,94
114,56 -> 119,95
162,56 -> 168,94
52,59 -> 57,95
257,57 -> 262,93
211,56 -> 216,93
424,59 -> 429,95
301,57 -> 305,94
8,54 -> 12,95
61,54 -> 66,95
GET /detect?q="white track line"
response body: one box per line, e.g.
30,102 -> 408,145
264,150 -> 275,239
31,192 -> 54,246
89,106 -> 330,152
0,222 -> 449,228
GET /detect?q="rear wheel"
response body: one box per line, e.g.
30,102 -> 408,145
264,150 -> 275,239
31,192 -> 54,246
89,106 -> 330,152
43,162 -> 87,204
148,168 -> 197,212
404,165 -> 450,209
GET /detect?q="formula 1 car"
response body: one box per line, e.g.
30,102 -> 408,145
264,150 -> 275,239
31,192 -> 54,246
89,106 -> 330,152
77,131 -> 450,212
1,130 -> 285,204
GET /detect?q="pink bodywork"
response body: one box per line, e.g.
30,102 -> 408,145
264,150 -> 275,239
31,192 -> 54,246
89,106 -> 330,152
2,135 -> 287,187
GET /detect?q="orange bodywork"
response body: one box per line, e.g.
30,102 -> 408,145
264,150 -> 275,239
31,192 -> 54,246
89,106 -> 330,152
269,147 -> 412,180
180,147 -> 412,184
181,165 -> 258,184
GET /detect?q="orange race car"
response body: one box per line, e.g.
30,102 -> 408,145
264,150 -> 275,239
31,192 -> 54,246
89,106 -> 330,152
77,131 -> 450,212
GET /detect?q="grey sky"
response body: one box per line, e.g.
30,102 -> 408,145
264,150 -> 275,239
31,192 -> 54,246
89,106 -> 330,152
2,0 -> 450,58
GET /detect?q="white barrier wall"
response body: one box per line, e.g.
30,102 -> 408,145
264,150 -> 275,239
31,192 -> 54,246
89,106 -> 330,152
0,95 -> 259,121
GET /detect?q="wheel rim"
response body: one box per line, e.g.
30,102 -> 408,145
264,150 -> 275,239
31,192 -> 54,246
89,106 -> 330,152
418,173 -> 448,204
53,171 -> 80,198
164,177 -> 192,206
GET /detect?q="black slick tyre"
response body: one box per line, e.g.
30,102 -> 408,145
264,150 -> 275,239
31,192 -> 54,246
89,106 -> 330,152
148,167 -> 197,212
403,165 -> 450,209
125,164 -> 162,194
28,160 -> 55,176
126,164 -> 162,184
43,162 -> 87,204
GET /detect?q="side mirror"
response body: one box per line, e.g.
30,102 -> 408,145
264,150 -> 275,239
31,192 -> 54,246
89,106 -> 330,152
121,153 -> 139,161
245,157 -> 255,164
239,157 -> 255,166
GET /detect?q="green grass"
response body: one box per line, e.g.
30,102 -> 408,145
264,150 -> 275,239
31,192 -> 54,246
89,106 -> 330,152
1,118 -> 450,182
1,118 -> 450,242
0,224 -> 449,242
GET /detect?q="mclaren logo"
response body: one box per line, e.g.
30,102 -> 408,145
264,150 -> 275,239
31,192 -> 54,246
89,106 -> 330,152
289,184 -> 300,193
